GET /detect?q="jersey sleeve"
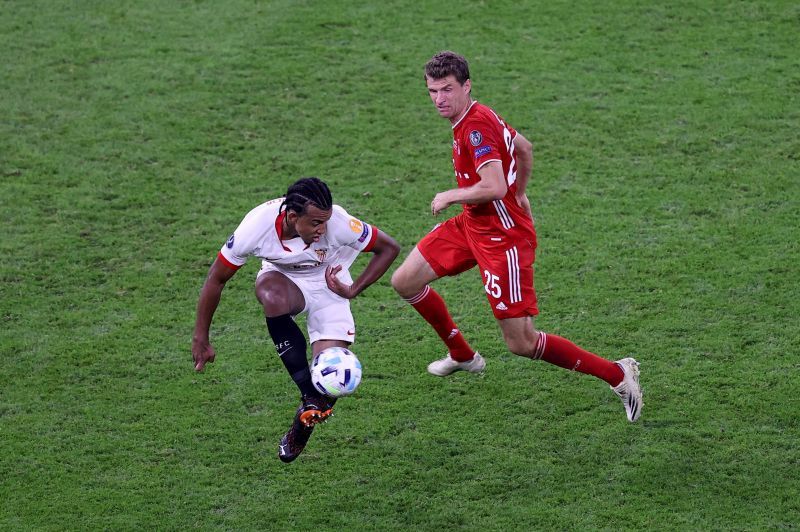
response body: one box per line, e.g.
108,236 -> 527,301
508,122 -> 518,141
328,205 -> 378,252
464,117 -> 504,172
217,213 -> 260,269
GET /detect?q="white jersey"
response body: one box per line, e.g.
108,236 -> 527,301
217,198 -> 378,276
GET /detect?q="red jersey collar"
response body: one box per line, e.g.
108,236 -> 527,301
274,211 -> 292,252
275,211 -> 313,251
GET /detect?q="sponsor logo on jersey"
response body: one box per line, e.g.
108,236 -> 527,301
475,145 -> 492,157
315,249 -> 327,263
288,264 -> 317,270
226,234 -> 235,248
469,130 -> 483,146
357,223 -> 370,243
349,218 -> 363,233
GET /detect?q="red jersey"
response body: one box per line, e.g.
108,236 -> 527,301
452,101 -> 534,236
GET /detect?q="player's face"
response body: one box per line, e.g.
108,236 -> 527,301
290,205 -> 333,244
426,75 -> 472,123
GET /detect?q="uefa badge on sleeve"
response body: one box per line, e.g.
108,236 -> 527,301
469,130 -> 483,146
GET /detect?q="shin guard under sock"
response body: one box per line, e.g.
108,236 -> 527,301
405,285 -> 475,362
266,314 -> 317,397
534,332 -> 624,386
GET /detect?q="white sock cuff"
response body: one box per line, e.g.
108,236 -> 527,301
405,285 -> 431,305
532,331 -> 547,360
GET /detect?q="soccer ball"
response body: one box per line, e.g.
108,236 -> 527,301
311,346 -> 362,398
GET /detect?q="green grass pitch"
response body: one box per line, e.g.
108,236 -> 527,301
1,0 -> 798,529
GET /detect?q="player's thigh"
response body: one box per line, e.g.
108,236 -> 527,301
255,270 -> 305,317
474,237 -> 538,319
416,217 -> 477,278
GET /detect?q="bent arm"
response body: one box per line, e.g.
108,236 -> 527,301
350,231 -> 401,296
326,231 -> 400,299
431,161 -> 507,215
193,257 -> 238,343
513,132 -> 533,193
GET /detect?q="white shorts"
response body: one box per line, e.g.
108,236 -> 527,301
256,261 -> 357,345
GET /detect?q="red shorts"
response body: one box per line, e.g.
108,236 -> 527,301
417,214 -> 538,319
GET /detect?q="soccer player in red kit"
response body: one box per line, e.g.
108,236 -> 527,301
391,51 -> 643,422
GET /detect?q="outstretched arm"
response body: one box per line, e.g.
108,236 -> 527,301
192,257 -> 238,371
325,231 -> 401,299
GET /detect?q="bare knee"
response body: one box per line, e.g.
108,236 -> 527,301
505,335 -> 534,357
500,322 -> 540,359
255,272 -> 303,317
392,249 -> 438,299
259,289 -> 292,317
391,265 -> 420,298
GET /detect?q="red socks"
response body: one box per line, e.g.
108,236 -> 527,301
406,286 -> 475,362
534,332 -> 623,386
404,285 -> 622,385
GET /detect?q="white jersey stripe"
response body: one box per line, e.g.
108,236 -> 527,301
505,246 -> 521,304
510,247 -> 522,303
513,246 -> 521,303
493,200 -> 515,230
515,247 -> 521,303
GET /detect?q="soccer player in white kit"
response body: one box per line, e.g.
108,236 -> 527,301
192,178 -> 400,462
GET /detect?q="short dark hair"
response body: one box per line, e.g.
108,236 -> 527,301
424,51 -> 470,84
281,177 -> 333,215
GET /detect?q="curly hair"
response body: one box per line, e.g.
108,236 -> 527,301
280,177 -> 333,215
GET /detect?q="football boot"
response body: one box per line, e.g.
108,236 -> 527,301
298,393 -> 335,427
611,357 -> 643,422
278,405 -> 314,463
427,352 -> 485,377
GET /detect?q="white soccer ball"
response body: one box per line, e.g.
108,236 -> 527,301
311,346 -> 363,398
